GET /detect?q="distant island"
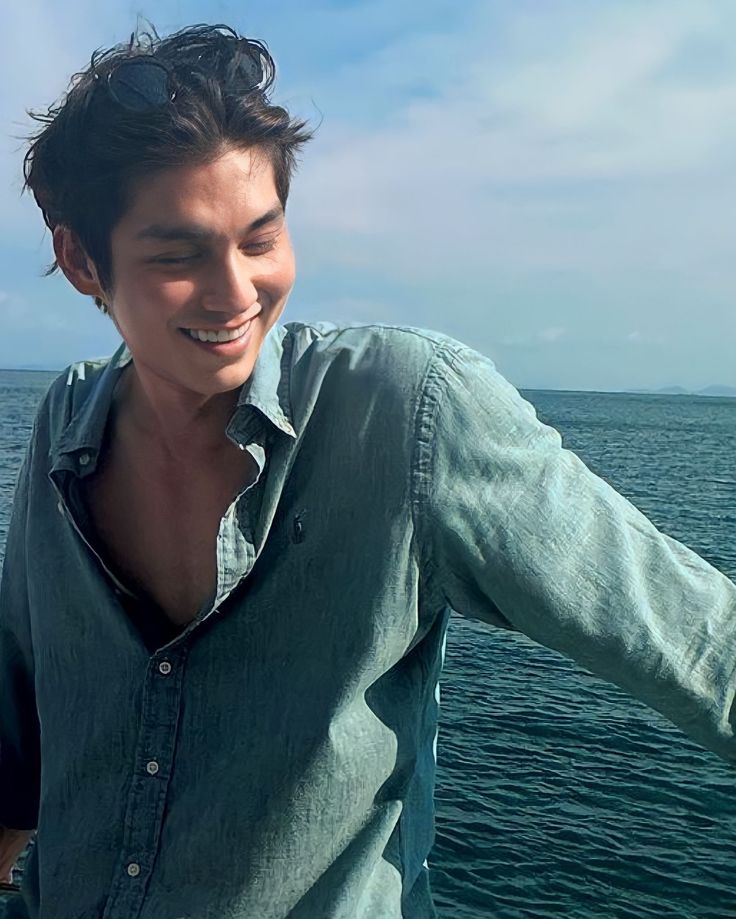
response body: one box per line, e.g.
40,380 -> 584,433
3,368 -> 735,399
625,385 -> 736,398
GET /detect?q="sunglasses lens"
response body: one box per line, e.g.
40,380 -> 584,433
236,48 -> 265,89
186,40 -> 265,89
109,61 -> 171,111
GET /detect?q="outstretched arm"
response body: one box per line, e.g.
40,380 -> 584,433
414,339 -> 736,762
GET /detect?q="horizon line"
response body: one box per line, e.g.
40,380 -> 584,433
1,367 -> 734,398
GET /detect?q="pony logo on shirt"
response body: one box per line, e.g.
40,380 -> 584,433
291,509 -> 308,544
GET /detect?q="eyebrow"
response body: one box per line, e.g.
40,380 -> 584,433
135,205 -> 285,242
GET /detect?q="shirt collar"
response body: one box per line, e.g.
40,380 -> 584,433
54,322 -> 296,466
235,322 -> 296,438
53,341 -> 131,464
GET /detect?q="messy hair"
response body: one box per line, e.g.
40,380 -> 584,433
22,22 -> 314,312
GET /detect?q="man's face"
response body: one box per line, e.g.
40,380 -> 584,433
105,146 -> 296,400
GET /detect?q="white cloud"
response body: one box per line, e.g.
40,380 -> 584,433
539,327 -> 566,344
291,0 -> 736,292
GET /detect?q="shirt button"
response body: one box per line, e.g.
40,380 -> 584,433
127,862 -> 141,877
146,760 -> 159,775
158,661 -> 172,675
78,453 -> 90,466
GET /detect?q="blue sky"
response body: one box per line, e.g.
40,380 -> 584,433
2,0 -> 735,390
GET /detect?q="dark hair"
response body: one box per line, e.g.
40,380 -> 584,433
22,22 -> 314,312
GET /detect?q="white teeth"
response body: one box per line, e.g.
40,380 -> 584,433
186,321 -> 251,344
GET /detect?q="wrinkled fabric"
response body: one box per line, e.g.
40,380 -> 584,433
1,320 -> 735,919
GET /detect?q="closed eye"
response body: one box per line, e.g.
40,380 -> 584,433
151,238 -> 278,265
247,238 -> 278,255
153,254 -> 198,265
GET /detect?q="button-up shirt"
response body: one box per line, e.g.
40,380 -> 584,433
1,320 -> 735,919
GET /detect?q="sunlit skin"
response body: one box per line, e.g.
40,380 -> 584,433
53,146 -> 296,457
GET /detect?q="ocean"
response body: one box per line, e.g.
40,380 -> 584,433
1,370 -> 734,918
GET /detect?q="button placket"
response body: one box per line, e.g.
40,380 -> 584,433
101,650 -> 188,918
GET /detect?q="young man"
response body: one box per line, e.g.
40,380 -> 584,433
1,22 -> 734,919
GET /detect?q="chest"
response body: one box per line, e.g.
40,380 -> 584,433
80,445 -> 259,627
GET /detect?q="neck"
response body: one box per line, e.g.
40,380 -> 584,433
114,364 -> 241,460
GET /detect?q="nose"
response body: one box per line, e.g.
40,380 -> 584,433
200,248 -> 259,315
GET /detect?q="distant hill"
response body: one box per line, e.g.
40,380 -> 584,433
698,385 -> 736,397
626,385 -> 736,398
653,385 -> 690,395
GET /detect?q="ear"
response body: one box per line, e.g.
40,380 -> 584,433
52,226 -> 108,303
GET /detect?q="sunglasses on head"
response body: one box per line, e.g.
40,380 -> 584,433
93,39 -> 267,113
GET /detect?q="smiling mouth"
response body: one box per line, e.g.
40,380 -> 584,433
183,319 -> 253,343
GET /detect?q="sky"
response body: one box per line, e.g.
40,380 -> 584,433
2,0 -> 735,391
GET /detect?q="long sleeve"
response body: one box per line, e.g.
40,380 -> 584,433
415,339 -> 736,764
0,432 -> 41,830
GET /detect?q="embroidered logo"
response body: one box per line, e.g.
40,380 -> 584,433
292,509 -> 308,544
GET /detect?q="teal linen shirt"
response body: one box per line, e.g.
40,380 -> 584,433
1,320 -> 735,918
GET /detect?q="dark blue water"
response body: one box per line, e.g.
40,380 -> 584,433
1,372 -> 735,917
432,389 -> 736,919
